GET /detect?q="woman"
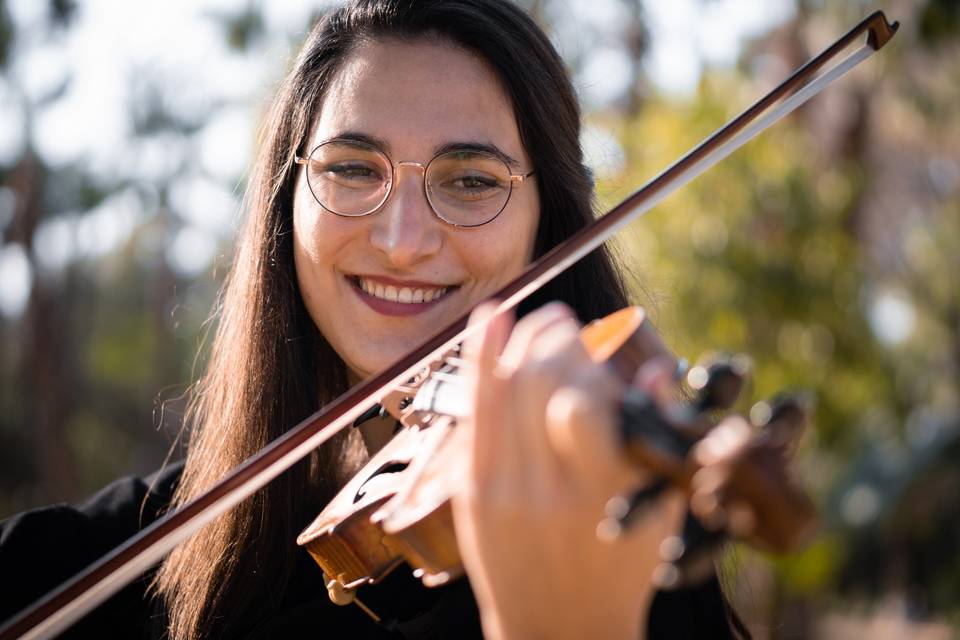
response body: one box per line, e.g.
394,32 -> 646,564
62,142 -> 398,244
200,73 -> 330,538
0,1 -> 748,637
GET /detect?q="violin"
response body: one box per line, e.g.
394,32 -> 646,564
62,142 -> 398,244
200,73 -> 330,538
297,306 -> 817,615
0,11 -> 897,639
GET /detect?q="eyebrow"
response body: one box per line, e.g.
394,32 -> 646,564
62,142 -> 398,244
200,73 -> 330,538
434,141 -> 521,169
326,131 -> 522,169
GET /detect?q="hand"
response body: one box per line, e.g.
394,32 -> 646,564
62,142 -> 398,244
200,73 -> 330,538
689,406 -> 817,554
451,302 -> 685,640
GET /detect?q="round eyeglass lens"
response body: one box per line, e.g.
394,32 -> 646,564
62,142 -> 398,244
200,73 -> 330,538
306,141 -> 391,216
426,151 -> 513,227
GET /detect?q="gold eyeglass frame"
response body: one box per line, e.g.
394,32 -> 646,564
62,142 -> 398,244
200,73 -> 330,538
294,138 -> 535,228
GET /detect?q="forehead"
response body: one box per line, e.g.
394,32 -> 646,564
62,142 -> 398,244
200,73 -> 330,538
311,38 -> 525,161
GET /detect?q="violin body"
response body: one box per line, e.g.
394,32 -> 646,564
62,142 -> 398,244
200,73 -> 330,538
296,423 -> 431,589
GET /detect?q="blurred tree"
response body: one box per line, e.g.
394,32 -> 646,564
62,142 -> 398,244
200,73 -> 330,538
0,2 -> 266,512
593,0 -> 959,634
0,2 -> 12,69
1,0 -> 84,504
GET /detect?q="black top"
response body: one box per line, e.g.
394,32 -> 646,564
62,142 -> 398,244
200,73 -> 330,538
0,464 -> 739,639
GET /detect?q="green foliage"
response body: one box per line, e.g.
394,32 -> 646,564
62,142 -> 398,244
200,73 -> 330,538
592,7 -> 960,619
599,83 -> 895,453
66,409 -> 136,492
207,7 -> 266,53
770,535 -> 844,595
919,0 -> 960,45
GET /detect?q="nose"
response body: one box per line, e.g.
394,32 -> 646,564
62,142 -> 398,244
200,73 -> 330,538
368,163 -> 443,267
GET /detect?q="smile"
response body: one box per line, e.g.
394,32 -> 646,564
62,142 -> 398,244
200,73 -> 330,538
347,275 -> 458,317
356,277 -> 449,304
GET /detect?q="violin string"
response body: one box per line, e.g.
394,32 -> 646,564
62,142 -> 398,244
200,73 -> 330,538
428,371 -> 466,384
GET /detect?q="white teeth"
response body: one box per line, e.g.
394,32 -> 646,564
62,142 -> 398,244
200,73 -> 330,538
356,278 -> 449,304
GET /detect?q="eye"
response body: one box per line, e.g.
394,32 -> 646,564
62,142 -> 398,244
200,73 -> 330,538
453,174 -> 498,190
318,161 -> 385,186
437,172 -> 505,201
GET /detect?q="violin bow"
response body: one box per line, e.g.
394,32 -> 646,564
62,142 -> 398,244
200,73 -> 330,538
0,11 -> 897,640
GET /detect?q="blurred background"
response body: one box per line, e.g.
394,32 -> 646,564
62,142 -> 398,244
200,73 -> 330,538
0,0 -> 957,637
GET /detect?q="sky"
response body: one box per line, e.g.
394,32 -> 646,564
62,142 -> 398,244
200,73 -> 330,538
0,0 -> 797,317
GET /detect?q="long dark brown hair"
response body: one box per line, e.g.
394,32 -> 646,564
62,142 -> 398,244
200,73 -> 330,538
153,1 -> 644,638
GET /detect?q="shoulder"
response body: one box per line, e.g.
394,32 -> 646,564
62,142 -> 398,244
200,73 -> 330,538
0,462 -> 184,634
2,461 -> 182,553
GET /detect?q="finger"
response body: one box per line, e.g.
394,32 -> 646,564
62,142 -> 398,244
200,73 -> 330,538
690,465 -> 730,530
633,356 -> 678,407
499,312 -> 590,487
462,300 -> 503,363
692,415 -> 752,467
546,370 -> 636,495
465,302 -> 514,485
725,499 -> 758,539
494,301 -> 577,374
759,402 -> 807,460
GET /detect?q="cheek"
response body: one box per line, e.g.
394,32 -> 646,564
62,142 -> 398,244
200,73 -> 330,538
292,231 -> 317,311
506,186 -> 540,264
292,207 -> 321,297
466,196 -> 539,283
292,194 -> 344,320
293,171 -> 355,275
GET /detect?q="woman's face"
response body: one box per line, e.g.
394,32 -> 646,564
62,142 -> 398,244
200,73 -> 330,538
293,38 -> 539,381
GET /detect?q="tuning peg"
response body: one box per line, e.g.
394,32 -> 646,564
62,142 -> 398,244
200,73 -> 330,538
770,392 -> 812,423
750,392 -> 812,459
687,354 -> 751,414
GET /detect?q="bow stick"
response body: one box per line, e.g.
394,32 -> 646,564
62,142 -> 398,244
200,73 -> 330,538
0,10 -> 898,640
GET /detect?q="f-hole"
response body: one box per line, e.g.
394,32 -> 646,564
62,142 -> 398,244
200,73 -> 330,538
355,461 -> 410,503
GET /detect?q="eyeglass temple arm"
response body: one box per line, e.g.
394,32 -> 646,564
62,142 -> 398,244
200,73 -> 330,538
511,170 -> 535,182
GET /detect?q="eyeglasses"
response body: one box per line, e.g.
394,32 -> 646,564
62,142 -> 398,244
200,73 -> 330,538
294,139 -> 535,228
